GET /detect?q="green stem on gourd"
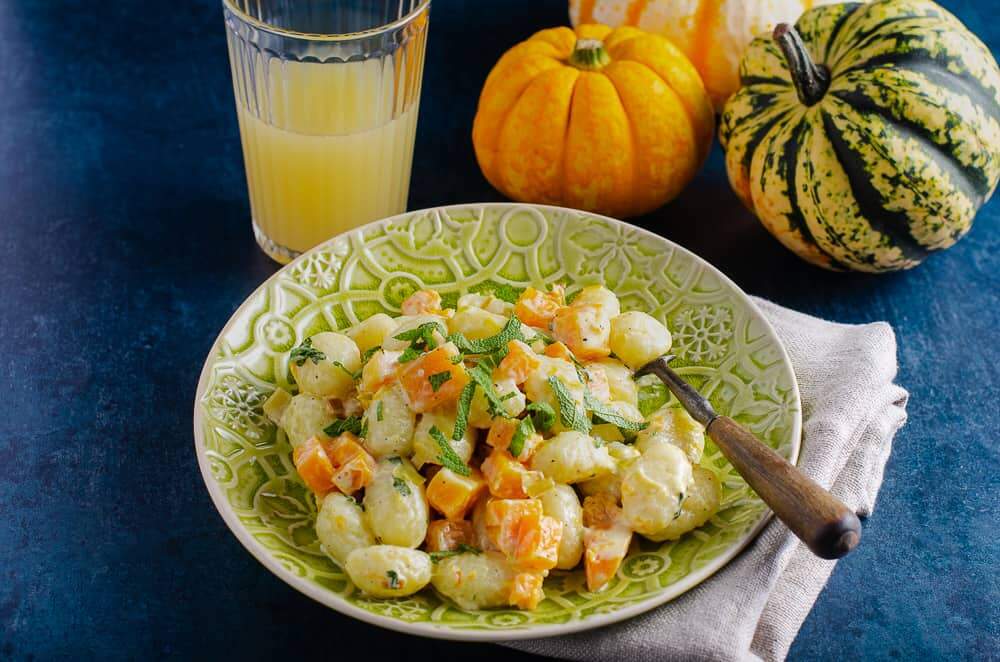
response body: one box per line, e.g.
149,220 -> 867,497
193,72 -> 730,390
569,38 -> 611,71
773,23 -> 830,106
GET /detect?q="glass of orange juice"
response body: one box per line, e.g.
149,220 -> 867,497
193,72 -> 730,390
223,0 -> 430,263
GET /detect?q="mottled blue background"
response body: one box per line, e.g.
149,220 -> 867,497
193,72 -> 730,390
0,0 -> 996,659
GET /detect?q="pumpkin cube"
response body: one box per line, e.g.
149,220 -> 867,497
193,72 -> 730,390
514,286 -> 564,328
359,349 -> 401,395
425,519 -> 475,553
486,417 -> 517,450
543,341 -> 573,362
583,524 -> 631,592
485,498 -> 543,557
551,303 -> 612,360
426,467 -> 487,520
292,437 -> 335,495
481,448 -> 531,499
322,433 -> 376,495
401,289 -> 443,316
398,344 -> 470,413
509,572 -> 546,610
496,340 -> 541,385
581,493 -> 632,592
514,515 -> 563,572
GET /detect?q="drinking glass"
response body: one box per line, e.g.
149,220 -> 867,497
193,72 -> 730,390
223,0 -> 430,263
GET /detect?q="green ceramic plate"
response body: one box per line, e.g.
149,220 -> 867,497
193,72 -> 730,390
193,203 -> 801,641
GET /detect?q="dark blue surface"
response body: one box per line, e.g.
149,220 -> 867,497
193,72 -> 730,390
0,1 -> 997,659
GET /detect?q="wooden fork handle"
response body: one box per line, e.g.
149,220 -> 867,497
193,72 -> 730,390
707,416 -> 861,559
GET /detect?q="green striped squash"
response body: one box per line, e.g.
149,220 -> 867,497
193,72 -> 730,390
719,0 -> 1000,272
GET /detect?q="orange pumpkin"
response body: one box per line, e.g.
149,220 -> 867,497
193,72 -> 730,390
569,0 -> 845,111
472,24 -> 713,218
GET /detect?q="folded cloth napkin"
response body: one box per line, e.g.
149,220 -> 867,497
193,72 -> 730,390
505,297 -> 909,662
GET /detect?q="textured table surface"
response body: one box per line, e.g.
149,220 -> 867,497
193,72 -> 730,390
1,0 -> 997,659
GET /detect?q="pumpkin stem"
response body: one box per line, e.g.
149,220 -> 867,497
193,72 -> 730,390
569,38 -> 611,71
773,23 -> 830,106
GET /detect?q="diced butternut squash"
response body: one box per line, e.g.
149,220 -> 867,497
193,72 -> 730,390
321,433 -> 376,495
551,303 -> 612,360
486,417 -> 517,451
360,349 -> 401,395
425,519 -> 475,552
398,344 -> 470,413
292,437 -> 335,494
401,289 -> 443,316
481,448 -> 531,498
543,341 -> 573,361
509,572 -> 546,610
485,498 -> 543,557
583,525 -> 631,592
495,340 -> 541,385
514,515 -> 563,572
514,286 -> 565,328
581,493 -> 632,592
426,467 -> 487,520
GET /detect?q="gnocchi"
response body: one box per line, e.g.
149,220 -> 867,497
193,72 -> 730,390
431,551 -> 519,610
316,493 -> 375,564
530,431 -> 616,484
364,383 -> 416,458
271,284 -> 722,611
347,313 -> 397,354
608,311 -> 672,370
278,393 -> 335,448
345,545 -> 432,598
635,405 -> 706,464
621,443 -> 694,537
290,331 -> 361,399
364,457 -> 429,548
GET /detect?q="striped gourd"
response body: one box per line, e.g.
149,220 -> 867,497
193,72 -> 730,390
569,0 -> 847,111
719,0 -> 1000,272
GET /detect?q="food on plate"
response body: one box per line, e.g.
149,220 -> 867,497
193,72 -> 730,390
471,24 -> 713,218
265,284 -> 722,610
719,0 -> 1000,272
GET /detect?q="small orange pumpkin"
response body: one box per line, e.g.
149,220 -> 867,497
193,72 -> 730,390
472,24 -> 714,218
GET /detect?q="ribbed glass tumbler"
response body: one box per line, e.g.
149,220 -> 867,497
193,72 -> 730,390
223,0 -> 430,263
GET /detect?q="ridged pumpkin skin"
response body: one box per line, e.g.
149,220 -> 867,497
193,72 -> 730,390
569,0 -> 846,111
472,24 -> 714,219
720,0 -> 1000,272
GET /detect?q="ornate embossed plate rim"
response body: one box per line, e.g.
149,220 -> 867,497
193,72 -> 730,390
193,203 -> 802,642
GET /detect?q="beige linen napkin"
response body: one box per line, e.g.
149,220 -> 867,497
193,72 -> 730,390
506,297 -> 909,662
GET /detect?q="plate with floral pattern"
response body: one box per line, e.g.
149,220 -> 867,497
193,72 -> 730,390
193,203 -> 801,640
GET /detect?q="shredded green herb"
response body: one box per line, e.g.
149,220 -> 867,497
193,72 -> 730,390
448,316 -> 523,355
508,415 -> 535,458
469,281 -> 523,304
360,345 -> 381,364
429,425 -> 471,476
376,400 -> 384,422
386,570 -> 401,589
394,321 -> 445,348
330,360 -> 360,380
392,475 -> 412,497
547,376 -> 591,433
585,391 -> 649,431
398,346 -> 421,363
323,416 -> 364,437
428,371 -> 452,392
429,544 -> 482,563
290,337 -> 326,366
467,364 -> 507,418
525,402 -> 556,432
451,381 -> 477,441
